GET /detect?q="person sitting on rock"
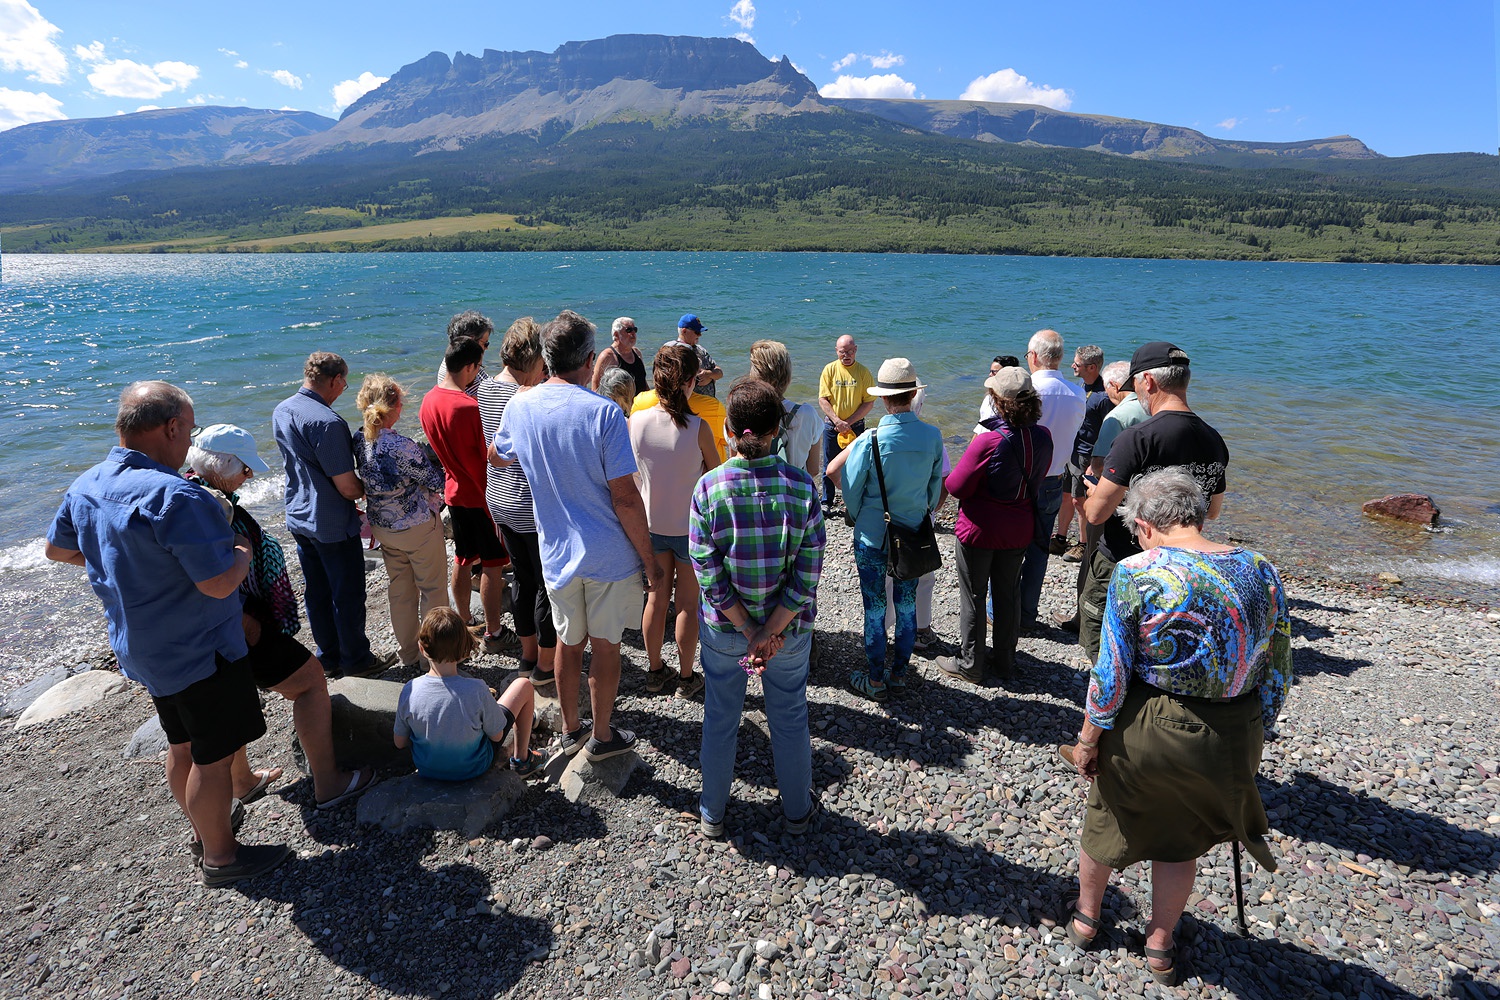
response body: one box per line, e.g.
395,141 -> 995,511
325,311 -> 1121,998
393,607 -> 544,780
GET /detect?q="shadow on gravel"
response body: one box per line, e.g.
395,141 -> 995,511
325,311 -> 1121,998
1290,646 -> 1371,678
237,826 -> 553,997
1184,916 -> 1420,1000
1262,771 -> 1499,876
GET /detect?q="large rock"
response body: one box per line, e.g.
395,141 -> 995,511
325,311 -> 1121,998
532,683 -> 592,735
1,665 -> 73,719
1362,493 -> 1440,526
125,715 -> 170,758
357,766 -> 528,836
559,751 -> 643,804
15,670 -> 130,730
326,676 -> 411,769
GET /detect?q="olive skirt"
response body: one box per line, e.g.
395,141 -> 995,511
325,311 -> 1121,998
1082,683 -> 1276,873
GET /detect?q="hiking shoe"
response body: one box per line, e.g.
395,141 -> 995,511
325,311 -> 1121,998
529,666 -> 556,688
583,727 -> 638,761
700,815 -> 725,839
555,721 -> 591,758
1050,609 -> 1080,633
644,667 -> 671,694
510,748 -> 546,778
483,626 -> 522,656
911,626 -> 938,652
936,655 -> 984,686
1048,534 -> 1069,556
347,650 -> 400,678
675,672 -> 705,700
1063,542 -> 1086,563
201,843 -> 292,888
785,798 -> 821,835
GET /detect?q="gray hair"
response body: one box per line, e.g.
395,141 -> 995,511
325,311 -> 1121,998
1028,329 -> 1064,367
1118,467 -> 1208,533
596,367 -> 636,409
1101,360 -> 1131,390
1140,364 -> 1191,392
541,309 -> 597,376
186,445 -> 243,488
116,380 -> 192,436
1075,344 -> 1103,368
611,316 -> 635,336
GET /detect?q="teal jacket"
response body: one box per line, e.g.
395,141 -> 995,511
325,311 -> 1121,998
842,411 -> 945,548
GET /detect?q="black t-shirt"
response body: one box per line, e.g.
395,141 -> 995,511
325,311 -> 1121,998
1097,410 -> 1229,563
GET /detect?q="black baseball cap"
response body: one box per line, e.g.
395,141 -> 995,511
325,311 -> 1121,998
1127,341 -> 1191,382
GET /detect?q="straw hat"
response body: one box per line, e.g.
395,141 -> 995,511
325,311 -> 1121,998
868,357 -> 927,396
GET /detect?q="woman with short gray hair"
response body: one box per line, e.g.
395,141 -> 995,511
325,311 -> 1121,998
1061,467 -> 1292,986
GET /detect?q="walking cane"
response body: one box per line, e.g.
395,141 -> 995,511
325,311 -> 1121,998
1232,841 -> 1249,936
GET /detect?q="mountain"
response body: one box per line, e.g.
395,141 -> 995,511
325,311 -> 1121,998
264,35 -> 825,161
827,98 -> 1381,162
0,106 -> 335,193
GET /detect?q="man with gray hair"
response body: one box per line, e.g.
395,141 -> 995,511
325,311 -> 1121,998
1079,342 -> 1228,660
1017,329 -> 1085,631
490,310 -> 665,762
47,381 -> 290,886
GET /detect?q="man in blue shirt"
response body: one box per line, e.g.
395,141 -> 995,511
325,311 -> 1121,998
46,381 -> 290,887
273,352 -> 391,678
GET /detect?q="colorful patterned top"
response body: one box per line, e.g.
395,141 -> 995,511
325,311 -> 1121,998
689,454 -> 825,635
354,427 -> 444,532
1087,546 -> 1292,730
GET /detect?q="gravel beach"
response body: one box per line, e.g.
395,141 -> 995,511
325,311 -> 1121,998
2,512 -> 1498,1000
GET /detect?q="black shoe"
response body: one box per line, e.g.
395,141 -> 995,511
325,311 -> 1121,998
1048,534 -> 1069,556
583,727 -> 638,761
200,843 -> 292,888
555,721 -> 591,757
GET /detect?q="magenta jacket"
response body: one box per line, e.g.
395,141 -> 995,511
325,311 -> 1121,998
944,418 -> 1053,550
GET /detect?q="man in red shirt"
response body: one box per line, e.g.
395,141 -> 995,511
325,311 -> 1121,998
420,338 -> 516,655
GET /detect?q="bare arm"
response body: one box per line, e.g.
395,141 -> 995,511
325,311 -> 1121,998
392,731 -> 410,750
196,536 -> 252,600
817,395 -> 840,425
44,541 -> 86,567
847,399 -> 874,425
591,348 -> 618,391
487,440 -> 515,469
608,474 -> 665,592
332,470 -> 364,502
696,419 -> 721,471
1207,492 -> 1224,520
1083,478 -> 1127,526
824,445 -> 851,488
804,440 -> 821,479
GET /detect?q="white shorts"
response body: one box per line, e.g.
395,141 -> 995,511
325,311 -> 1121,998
550,574 -> 644,645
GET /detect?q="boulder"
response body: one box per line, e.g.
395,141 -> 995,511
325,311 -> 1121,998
1,665 -> 72,719
559,750 -> 643,804
125,715 -> 171,758
1362,493 -> 1440,526
15,670 -> 130,730
532,683 -> 592,735
326,676 -> 411,769
356,766 -> 528,836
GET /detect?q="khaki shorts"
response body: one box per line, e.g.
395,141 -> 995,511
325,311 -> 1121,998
550,574 -> 644,645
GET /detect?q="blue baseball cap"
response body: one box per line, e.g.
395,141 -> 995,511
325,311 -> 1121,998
678,313 -> 704,333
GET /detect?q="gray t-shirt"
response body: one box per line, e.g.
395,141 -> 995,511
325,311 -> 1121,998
395,674 -> 513,781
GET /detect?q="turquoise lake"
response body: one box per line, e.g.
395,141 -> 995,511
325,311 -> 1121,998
1,252 -> 1496,681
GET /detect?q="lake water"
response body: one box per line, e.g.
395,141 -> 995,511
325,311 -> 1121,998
2,252 -> 1496,686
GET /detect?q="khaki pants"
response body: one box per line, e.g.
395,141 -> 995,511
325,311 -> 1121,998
371,514 -> 450,665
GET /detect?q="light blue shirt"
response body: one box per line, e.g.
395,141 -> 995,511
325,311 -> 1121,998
1094,393 -> 1150,463
490,382 -> 642,590
47,447 -> 247,697
841,411 -> 945,549
272,387 -> 362,543
395,674 -> 512,781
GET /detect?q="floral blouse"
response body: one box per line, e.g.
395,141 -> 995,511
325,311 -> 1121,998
354,428 -> 443,532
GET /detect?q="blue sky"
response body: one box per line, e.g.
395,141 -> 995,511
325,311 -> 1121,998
1,0 -> 1494,157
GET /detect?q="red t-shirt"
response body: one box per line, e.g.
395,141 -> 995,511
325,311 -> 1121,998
419,385 -> 488,507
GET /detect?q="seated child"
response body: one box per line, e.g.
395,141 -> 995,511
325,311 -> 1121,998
393,607 -> 545,779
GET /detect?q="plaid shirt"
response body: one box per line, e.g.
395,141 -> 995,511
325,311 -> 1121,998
689,454 -> 824,635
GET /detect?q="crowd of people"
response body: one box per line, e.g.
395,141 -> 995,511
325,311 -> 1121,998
46,308 -> 1293,987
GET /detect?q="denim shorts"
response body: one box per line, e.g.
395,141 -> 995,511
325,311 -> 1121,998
650,531 -> 690,563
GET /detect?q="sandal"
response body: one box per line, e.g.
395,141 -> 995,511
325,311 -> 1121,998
847,669 -> 888,702
315,768 -> 378,811
1144,944 -> 1179,986
1065,902 -> 1101,949
238,767 -> 282,805
644,666 -> 670,694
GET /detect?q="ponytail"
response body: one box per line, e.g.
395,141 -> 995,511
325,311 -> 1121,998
356,373 -> 403,442
653,344 -> 700,429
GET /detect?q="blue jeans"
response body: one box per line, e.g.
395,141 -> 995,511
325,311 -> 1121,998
699,624 -> 812,826
854,539 -> 916,682
820,419 -> 865,505
1017,475 -> 1064,626
292,531 -> 371,676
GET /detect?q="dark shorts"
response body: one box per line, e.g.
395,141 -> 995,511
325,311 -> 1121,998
152,654 -> 267,765
448,505 -> 507,566
649,531 -> 690,563
246,628 -> 313,690
1061,463 -> 1089,499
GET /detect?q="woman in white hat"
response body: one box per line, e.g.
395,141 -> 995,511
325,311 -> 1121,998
835,358 -> 946,700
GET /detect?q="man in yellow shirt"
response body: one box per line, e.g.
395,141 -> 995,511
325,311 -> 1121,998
817,335 -> 875,511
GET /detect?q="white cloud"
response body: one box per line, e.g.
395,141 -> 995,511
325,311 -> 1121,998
331,71 -> 387,110
135,104 -> 160,112
819,73 -> 917,100
728,0 -> 755,30
868,51 -> 903,70
267,68 -> 302,89
1217,117 -> 1241,130
734,32 -> 754,43
217,47 -> 238,58
83,58 -> 200,99
831,52 -> 856,71
959,68 -> 1071,110
0,0 -> 68,85
1266,105 -> 1290,114
73,40 -> 104,62
0,84 -> 63,130
235,59 -> 247,69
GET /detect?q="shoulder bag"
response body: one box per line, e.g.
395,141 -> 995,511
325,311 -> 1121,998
871,429 -> 943,580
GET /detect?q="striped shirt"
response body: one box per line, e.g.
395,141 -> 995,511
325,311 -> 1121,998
475,377 -> 536,534
689,454 -> 825,635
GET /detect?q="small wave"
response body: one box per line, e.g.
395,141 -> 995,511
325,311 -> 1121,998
288,321 -> 324,329
238,473 -> 285,507
0,539 -> 49,574
552,264 -> 572,269
1330,555 -> 1500,586
159,334 -> 227,347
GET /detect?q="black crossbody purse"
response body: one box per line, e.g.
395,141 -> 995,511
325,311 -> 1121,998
870,429 -> 943,580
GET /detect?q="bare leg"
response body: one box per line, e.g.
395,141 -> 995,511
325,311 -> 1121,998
555,639 -> 587,734
229,746 -> 255,795
642,550 -> 674,671
479,563 -> 506,636
497,678 -> 535,757
1146,859 -> 1196,967
184,750 -> 239,868
1056,492 -> 1077,539
519,632 -> 539,664
451,558 -> 474,623
1073,846 -> 1114,941
674,559 -> 700,678
538,642 -> 556,671
270,656 -> 355,803
586,638 -> 622,742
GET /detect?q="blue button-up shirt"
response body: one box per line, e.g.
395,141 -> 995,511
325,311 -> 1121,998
47,447 -> 247,697
272,387 -> 361,542
841,411 -> 946,549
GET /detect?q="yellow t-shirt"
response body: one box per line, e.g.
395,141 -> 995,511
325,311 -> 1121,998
819,360 -> 875,421
631,390 -> 727,462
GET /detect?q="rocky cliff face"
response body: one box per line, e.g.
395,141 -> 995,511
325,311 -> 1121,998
0,107 -> 334,193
